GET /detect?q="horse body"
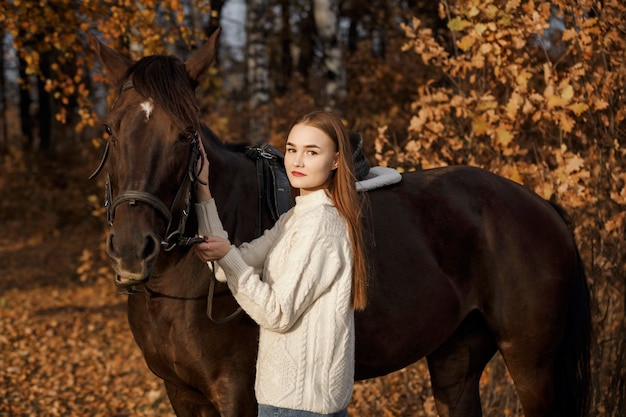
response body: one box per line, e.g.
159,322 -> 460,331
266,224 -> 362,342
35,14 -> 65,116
90,29 -> 590,417
355,167 -> 583,416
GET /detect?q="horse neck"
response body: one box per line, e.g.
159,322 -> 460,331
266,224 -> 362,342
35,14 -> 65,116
147,248 -> 209,298
202,134 -> 263,243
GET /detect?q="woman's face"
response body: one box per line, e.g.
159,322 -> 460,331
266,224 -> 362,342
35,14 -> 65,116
284,124 -> 339,196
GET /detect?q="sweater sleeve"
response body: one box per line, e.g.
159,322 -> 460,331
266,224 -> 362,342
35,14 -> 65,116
195,199 -> 228,239
217,214 -> 348,333
196,198 -> 288,272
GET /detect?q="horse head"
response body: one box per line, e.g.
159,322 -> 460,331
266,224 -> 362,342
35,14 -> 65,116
90,29 -> 221,290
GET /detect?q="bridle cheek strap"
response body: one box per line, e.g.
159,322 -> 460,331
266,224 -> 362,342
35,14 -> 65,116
92,132 -> 204,250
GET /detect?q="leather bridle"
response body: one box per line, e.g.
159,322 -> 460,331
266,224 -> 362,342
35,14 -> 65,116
89,96 -> 205,251
91,81 -> 242,322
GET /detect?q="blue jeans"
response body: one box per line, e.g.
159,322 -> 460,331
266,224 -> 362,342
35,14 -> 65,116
258,404 -> 349,417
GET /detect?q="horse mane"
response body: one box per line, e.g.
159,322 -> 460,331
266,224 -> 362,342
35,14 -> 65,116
119,54 -> 253,157
199,124 -> 250,154
118,55 -> 200,131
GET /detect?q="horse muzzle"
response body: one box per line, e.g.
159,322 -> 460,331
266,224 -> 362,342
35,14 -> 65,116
114,273 -> 148,291
106,226 -> 161,289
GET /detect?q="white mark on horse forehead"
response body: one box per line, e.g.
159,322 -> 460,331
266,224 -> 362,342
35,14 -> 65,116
140,100 -> 154,121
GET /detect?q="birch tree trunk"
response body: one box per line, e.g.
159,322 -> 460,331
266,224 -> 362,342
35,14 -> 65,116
246,0 -> 270,143
312,0 -> 345,109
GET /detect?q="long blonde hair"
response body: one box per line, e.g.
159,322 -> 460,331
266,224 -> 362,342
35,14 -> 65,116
289,111 -> 369,310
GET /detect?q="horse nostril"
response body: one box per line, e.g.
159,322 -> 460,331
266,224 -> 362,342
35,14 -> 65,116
142,233 -> 160,260
106,232 -> 117,257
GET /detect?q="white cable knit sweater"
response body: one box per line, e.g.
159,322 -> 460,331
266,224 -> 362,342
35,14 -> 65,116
196,189 -> 355,414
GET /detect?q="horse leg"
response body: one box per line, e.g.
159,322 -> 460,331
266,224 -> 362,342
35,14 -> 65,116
164,378 -> 257,417
426,312 -> 497,417
497,257 -> 591,417
164,381 -> 220,417
498,350 -> 557,417
497,321 -> 566,417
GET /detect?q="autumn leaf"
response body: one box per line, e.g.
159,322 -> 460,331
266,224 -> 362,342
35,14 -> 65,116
505,0 -> 521,13
560,83 -> 574,103
485,4 -> 499,19
476,98 -> 498,112
568,102 -> 589,116
565,153 -> 585,174
609,187 -> 626,205
498,14 -> 513,27
605,212 -> 626,232
408,114 -> 425,132
496,126 -> 514,148
547,94 -> 566,109
505,92 -> 523,119
556,111 -> 576,132
516,70 -> 532,88
498,164 -> 522,184
593,99 -> 609,111
472,114 -> 489,135
458,34 -> 477,51
448,17 -> 473,32
561,28 -> 578,42
479,43 -> 494,56
466,5 -> 480,18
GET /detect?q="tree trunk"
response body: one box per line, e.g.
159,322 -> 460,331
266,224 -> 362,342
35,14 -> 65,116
312,0 -> 345,109
246,0 -> 270,143
0,32 -> 7,153
275,0 -> 292,95
37,50 -> 53,154
18,56 -> 33,150
208,0 -> 225,37
370,3 -> 387,60
296,6 -> 315,88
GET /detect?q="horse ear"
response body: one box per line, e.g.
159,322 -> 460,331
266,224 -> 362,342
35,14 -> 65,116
89,34 -> 133,84
184,27 -> 221,84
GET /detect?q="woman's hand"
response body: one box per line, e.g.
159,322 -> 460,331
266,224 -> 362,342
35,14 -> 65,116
194,236 -> 232,262
195,139 -> 212,201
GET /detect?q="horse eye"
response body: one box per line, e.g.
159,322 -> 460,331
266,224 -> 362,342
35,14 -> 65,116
103,125 -> 113,137
179,129 -> 195,142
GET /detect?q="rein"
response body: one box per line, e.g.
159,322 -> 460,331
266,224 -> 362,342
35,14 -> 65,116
206,261 -> 243,324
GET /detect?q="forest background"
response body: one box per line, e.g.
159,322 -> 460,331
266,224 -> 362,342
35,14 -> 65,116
0,0 -> 624,416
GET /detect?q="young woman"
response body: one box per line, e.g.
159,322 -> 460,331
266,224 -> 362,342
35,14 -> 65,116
194,110 -> 368,417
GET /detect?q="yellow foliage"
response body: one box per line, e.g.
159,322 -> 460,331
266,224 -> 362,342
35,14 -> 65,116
448,17 -> 473,32
458,34 -> 477,51
4,0 -> 217,136
472,114 -> 489,136
496,126 -> 514,148
377,5 -> 626,349
568,102 -> 589,116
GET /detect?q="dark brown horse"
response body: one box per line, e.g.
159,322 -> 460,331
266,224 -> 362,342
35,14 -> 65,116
89,29 -> 591,417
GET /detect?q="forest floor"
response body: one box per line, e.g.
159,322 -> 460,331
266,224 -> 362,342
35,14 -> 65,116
0,149 -> 518,416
